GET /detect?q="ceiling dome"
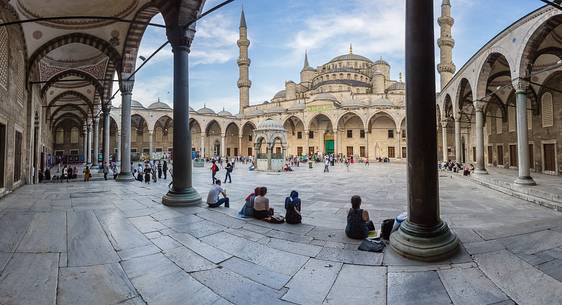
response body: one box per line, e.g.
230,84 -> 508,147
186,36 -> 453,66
197,105 -> 215,115
131,100 -> 145,108
256,118 -> 285,131
312,93 -> 339,103
147,101 -> 171,110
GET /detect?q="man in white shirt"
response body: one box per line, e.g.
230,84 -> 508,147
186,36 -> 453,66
206,180 -> 229,208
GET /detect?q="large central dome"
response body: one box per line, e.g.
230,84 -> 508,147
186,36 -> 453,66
329,53 -> 373,64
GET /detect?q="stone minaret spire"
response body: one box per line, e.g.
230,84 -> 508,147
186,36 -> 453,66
437,0 -> 456,90
237,9 -> 251,114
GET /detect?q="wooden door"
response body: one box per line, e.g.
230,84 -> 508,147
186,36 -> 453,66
543,144 -> 556,172
388,146 -> 395,158
509,145 -> 517,167
346,146 -> 353,156
497,145 -> 504,166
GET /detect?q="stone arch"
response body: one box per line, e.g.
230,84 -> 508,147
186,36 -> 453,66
518,14 -> 562,79
283,115 -> 305,135
153,114 -> 173,131
443,94 -> 454,122
41,69 -> 104,101
131,114 -> 149,153
27,33 -> 122,80
121,4 -> 161,74
335,111 -> 365,131
368,111 -> 398,159
53,113 -> 84,130
51,104 -> 89,124
476,52 -> 513,101
205,119 -> 222,135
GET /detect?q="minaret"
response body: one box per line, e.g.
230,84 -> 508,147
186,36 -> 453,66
237,9 -> 251,114
300,50 -> 315,85
437,0 -> 456,90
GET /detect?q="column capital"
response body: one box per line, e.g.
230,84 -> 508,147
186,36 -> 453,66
512,78 -> 529,93
93,117 -> 100,125
102,104 -> 112,115
441,119 -> 449,128
473,101 -> 486,112
166,24 -> 196,50
120,79 -> 135,95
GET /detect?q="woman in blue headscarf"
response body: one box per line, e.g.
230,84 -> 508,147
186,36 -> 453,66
285,191 -> 302,224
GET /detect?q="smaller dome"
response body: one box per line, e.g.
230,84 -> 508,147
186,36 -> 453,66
147,101 -> 171,110
218,109 -> 233,116
131,100 -> 145,108
312,93 -> 339,103
256,118 -> 285,131
370,98 -> 394,107
374,57 -> 390,66
197,105 -> 215,114
273,90 -> 286,100
189,106 -> 196,112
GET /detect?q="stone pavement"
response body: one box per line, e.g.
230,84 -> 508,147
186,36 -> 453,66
1,162 -> 562,305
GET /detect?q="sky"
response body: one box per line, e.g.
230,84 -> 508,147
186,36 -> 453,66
119,0 -> 545,113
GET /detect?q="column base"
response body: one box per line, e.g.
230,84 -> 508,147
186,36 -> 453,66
116,173 -> 135,182
162,187 -> 202,207
390,220 -> 459,262
474,169 -> 488,175
514,176 -> 536,186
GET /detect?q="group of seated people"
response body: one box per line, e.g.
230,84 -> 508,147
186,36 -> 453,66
440,160 -> 474,176
206,182 -> 380,240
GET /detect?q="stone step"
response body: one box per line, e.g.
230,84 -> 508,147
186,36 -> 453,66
475,250 -> 562,305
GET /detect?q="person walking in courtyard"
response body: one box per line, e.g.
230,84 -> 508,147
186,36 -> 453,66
62,165 -> 68,183
144,164 -> 151,184
206,180 -> 229,208
210,160 -> 219,184
345,195 -> 375,240
103,162 -> 109,180
157,161 -> 162,179
324,157 -> 330,173
254,186 -> 274,219
162,160 -> 168,179
67,166 -> 73,182
224,162 -> 233,183
285,190 -> 302,224
83,166 -> 91,182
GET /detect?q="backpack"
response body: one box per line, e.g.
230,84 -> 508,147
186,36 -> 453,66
265,214 -> 285,224
358,239 -> 385,253
380,219 -> 395,240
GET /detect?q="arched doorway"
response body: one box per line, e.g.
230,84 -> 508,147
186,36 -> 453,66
308,114 -> 334,156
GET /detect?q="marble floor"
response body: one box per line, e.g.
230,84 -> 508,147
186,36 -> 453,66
1,162 -> 562,305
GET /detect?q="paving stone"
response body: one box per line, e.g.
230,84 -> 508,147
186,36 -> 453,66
264,229 -> 314,243
117,297 -> 148,305
202,232 -> 309,276
267,238 -> 322,257
323,264 -> 386,305
451,227 -> 484,243
438,267 -> 509,305
196,210 -> 247,228
543,246 -> 562,259
282,258 -> 342,305
169,233 -> 232,264
169,219 -> 226,238
220,257 -> 291,290
160,214 -> 205,227
145,231 -> 162,239
0,253 -> 58,305
463,240 -> 506,255
537,258 -> 562,282
57,263 -> 137,305
475,250 -> 562,305
67,210 -> 120,267
131,269 -> 221,305
475,216 -> 562,240
305,227 -> 358,244
192,268 -> 292,305
387,271 -> 452,305
0,252 -> 12,272
0,213 -> 33,252
121,253 -> 177,279
497,230 -> 562,255
164,246 -> 217,273
129,215 -> 167,233
151,235 -> 183,250
17,212 -> 66,252
150,209 -> 189,221
96,210 -> 153,251
243,223 -> 273,234
225,228 -> 266,242
516,252 -> 556,266
117,244 -> 161,261
316,247 -> 383,266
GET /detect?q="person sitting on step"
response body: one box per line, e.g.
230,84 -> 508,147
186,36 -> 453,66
206,180 -> 229,208
345,195 -> 375,239
285,190 -> 302,224
253,186 -> 274,219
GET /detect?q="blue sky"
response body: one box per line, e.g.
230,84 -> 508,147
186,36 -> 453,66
121,0 -> 545,113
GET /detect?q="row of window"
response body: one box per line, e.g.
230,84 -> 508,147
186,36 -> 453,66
293,129 -> 405,139
468,142 -> 558,173
323,61 -> 370,71
294,146 -> 406,159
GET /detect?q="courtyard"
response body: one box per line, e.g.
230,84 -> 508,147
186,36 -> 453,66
1,162 -> 562,305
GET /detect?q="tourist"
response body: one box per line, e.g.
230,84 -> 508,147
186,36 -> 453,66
224,162 -> 233,183
83,166 -> 91,182
206,180 -> 229,208
324,156 -> 330,173
67,166 -> 73,181
211,160 -> 219,184
62,165 -> 68,183
345,195 -> 375,240
45,167 -> 51,181
239,187 -> 259,217
285,190 -> 302,224
162,160 -> 168,179
253,186 -> 274,219
144,164 -> 151,184
157,161 -> 162,179
103,162 -> 109,180
463,163 -> 471,176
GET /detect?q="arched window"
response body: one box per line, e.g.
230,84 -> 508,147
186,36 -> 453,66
0,21 -> 8,90
70,127 -> 79,144
542,92 -> 553,127
55,128 -> 64,144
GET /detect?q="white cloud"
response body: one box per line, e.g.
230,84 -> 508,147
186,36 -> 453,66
191,12 -> 239,65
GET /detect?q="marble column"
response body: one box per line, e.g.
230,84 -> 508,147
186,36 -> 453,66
333,132 -> 338,156
514,85 -> 536,185
82,125 -> 88,164
148,130 -> 154,160
86,122 -> 92,165
102,108 -> 111,167
454,117 -> 461,162
162,25 -> 201,206
238,136 -> 243,157
365,129 -> 369,160
93,117 -> 99,167
397,128 -> 402,159
116,130 -> 121,164
304,129 -> 310,156
221,133 -> 226,158
200,133 -> 205,158
117,79 -> 135,181
474,102 -> 488,174
390,0 -> 458,261
441,120 -> 448,161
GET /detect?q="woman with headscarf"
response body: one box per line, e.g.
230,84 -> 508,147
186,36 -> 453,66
285,190 -> 302,224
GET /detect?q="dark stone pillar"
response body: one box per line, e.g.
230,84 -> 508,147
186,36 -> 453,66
390,0 -> 458,261
162,26 -> 201,206
116,79 -> 135,181
102,107 -> 111,169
